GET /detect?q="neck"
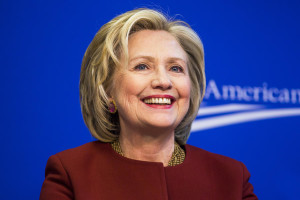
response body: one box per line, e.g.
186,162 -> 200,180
118,127 -> 175,167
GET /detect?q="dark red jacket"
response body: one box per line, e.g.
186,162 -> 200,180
40,141 -> 257,200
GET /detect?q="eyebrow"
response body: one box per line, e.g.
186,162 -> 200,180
129,56 -> 187,64
130,56 -> 155,63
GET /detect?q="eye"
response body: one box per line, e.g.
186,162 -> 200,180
134,64 -> 148,71
170,65 -> 184,73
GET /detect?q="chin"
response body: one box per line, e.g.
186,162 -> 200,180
143,119 -> 178,130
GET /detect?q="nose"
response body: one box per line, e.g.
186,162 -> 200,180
151,68 -> 172,90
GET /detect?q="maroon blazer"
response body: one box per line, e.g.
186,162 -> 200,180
40,141 -> 257,200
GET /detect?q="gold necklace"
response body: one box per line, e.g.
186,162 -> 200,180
111,139 -> 185,166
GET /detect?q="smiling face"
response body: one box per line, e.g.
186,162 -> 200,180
111,30 -> 191,134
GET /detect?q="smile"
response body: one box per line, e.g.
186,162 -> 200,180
142,95 -> 175,108
143,98 -> 172,105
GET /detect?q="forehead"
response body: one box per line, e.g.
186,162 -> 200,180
127,30 -> 187,61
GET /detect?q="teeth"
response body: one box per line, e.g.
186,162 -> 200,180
143,98 -> 172,105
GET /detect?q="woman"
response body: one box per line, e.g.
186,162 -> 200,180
40,8 -> 257,200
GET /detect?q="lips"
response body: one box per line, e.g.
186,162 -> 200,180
142,95 -> 175,106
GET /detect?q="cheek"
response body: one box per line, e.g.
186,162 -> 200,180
121,87 -> 140,107
179,78 -> 191,100
121,79 -> 142,100
112,75 -> 143,109
178,79 -> 192,115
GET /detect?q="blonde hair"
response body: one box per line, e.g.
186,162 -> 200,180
80,8 -> 205,145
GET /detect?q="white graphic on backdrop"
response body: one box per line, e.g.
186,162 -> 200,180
192,104 -> 300,131
191,80 -> 300,132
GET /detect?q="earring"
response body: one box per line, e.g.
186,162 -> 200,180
108,99 -> 117,114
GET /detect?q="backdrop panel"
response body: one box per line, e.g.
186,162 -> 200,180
1,0 -> 299,199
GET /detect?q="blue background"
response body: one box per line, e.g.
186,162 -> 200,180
1,0 -> 300,199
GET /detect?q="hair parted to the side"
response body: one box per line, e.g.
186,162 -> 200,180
80,8 -> 205,145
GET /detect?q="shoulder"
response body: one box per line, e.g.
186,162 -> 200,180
56,141 -> 108,157
183,145 -> 257,199
185,144 -> 241,163
184,144 -> 244,174
51,141 -> 111,169
40,142 -> 115,199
